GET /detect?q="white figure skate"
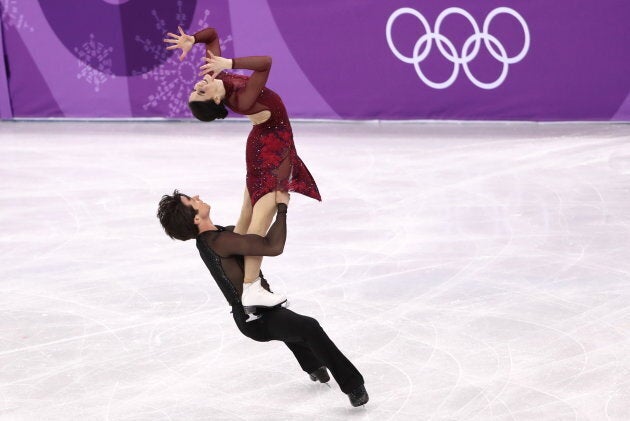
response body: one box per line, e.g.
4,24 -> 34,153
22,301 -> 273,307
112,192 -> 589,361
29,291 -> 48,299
241,277 -> 287,315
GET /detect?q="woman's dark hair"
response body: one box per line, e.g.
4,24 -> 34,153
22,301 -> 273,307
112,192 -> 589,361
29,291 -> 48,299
157,190 -> 198,241
188,99 -> 228,122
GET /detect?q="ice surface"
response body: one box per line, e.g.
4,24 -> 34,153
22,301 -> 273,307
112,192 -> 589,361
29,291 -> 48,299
1,120 -> 630,420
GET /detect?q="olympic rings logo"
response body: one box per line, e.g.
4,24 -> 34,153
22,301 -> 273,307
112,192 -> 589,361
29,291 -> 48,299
386,7 -> 530,89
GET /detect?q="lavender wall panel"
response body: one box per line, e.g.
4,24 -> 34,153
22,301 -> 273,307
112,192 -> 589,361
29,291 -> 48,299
1,1 -> 629,120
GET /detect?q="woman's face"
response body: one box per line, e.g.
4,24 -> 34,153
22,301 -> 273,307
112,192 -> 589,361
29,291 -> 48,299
189,74 -> 218,103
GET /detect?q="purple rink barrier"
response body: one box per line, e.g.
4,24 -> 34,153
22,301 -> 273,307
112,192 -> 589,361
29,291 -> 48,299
0,4 -> 11,119
1,0 -> 629,120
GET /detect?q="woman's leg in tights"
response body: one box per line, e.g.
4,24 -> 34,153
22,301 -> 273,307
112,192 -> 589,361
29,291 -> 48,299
244,155 -> 292,284
243,190 -> 277,283
234,186 -> 253,235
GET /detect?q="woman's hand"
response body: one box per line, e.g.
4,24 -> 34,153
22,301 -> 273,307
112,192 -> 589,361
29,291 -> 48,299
163,26 -> 194,61
199,52 -> 232,78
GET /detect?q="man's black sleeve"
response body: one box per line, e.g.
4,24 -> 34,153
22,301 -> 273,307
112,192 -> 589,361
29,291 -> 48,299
213,204 -> 287,257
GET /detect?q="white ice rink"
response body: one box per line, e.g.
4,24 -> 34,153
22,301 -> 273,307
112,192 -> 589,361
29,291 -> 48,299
1,120 -> 630,420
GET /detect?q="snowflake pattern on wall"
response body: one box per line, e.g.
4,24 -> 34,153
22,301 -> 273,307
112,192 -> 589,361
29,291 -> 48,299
0,0 -> 34,31
74,34 -> 116,92
135,3 -> 234,117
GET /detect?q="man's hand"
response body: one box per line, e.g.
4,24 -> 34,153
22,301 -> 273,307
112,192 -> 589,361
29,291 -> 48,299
275,191 -> 290,206
163,26 -> 194,61
199,52 -> 232,78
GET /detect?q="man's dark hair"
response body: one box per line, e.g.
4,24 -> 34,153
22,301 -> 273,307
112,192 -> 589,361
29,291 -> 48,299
188,99 -> 228,122
157,190 -> 198,241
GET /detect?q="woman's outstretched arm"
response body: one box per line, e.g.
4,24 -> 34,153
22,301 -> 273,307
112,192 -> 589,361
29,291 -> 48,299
232,56 -> 272,110
200,54 -> 272,110
192,27 -> 222,58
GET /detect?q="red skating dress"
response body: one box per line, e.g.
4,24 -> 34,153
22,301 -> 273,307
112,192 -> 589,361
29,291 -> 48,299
193,29 -> 321,206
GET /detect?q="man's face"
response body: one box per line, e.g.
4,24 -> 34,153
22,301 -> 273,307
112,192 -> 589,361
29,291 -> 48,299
181,194 -> 210,220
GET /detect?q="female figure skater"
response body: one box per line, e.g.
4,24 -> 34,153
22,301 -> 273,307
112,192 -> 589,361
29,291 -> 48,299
164,26 -> 321,311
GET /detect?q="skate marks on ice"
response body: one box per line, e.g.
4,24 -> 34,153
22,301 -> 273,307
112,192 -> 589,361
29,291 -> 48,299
1,121 -> 630,420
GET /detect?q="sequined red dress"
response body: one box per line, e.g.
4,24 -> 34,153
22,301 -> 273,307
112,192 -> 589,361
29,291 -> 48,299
193,28 -> 321,206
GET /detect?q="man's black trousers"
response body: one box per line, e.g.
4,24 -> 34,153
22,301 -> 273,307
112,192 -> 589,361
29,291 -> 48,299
232,306 -> 364,394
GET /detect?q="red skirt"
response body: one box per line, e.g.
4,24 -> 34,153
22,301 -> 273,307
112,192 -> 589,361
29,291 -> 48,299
246,124 -> 321,206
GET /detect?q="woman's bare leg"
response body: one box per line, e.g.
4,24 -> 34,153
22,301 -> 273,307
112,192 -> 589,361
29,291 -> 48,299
234,186 -> 253,235
243,190 -> 277,283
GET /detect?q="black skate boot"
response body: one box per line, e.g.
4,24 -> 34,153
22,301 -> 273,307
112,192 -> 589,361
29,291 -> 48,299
347,384 -> 369,407
308,366 -> 330,383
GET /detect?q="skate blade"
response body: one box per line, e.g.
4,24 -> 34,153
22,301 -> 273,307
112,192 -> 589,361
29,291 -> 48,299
243,299 -> 288,314
244,313 -> 262,323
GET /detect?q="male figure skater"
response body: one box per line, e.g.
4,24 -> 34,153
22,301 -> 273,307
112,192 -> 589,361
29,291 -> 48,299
156,190 -> 368,407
